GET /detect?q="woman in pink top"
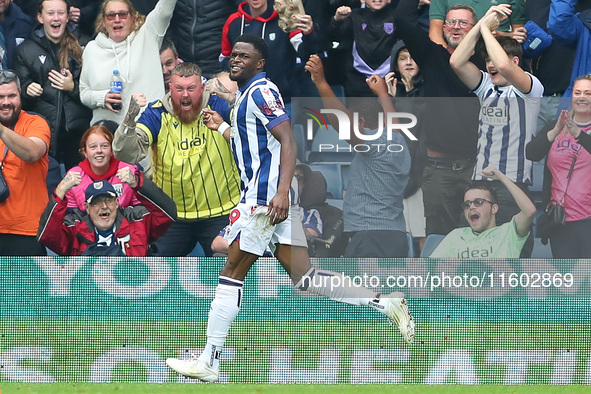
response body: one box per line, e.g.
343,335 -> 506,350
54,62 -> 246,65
526,75 -> 591,258
64,125 -> 140,210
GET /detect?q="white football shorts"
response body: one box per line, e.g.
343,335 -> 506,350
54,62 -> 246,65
224,203 -> 307,256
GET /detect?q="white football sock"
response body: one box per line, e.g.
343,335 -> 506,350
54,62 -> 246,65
198,276 -> 243,369
295,267 -> 390,312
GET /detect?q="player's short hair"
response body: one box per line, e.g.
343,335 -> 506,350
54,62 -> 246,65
160,37 -> 178,57
235,34 -> 269,61
171,62 -> 203,78
480,36 -> 523,62
464,181 -> 498,204
447,4 -> 478,23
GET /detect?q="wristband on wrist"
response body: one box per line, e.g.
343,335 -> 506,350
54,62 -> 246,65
217,122 -> 230,135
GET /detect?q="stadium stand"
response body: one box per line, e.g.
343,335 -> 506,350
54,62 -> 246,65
308,125 -> 354,163
419,234 -> 445,257
309,163 -> 344,200
293,124 -> 307,163
406,232 -> 416,257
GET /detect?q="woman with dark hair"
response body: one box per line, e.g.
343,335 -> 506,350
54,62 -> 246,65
63,125 -> 140,210
15,0 -> 92,192
80,0 -> 177,125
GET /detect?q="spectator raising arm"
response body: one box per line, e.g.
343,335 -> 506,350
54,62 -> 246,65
479,6 -> 532,93
112,93 -> 150,165
481,166 -> 536,238
304,54 -> 364,148
450,5 -> 510,90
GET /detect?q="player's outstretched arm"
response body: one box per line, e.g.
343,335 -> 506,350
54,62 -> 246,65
481,166 -> 536,237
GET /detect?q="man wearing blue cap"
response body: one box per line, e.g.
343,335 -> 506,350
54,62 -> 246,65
37,167 -> 177,256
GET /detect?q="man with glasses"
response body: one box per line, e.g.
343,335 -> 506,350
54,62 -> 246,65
429,165 -> 536,258
0,70 -> 50,255
450,4 -> 543,257
394,1 -> 482,238
37,167 -> 176,256
428,0 -> 527,47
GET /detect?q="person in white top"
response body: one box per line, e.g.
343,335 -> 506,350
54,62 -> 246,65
450,4 -> 543,256
80,0 -> 177,125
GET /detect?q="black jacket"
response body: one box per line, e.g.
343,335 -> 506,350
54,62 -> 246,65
167,0 -> 240,77
15,24 -> 92,158
3,2 -> 33,69
394,0 -> 480,159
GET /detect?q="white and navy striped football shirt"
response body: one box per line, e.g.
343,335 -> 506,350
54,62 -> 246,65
472,71 -> 544,185
230,72 -> 292,205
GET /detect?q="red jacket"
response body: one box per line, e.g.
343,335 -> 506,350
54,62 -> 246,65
37,176 -> 177,256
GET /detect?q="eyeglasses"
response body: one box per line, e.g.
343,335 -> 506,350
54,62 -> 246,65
89,196 -> 117,207
461,198 -> 494,210
444,19 -> 474,28
105,10 -> 130,21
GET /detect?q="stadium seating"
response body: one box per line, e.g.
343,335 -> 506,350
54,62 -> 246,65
326,198 -> 343,210
530,159 -> 545,206
292,124 -> 307,163
308,125 -> 354,164
406,232 -> 416,257
531,237 -> 553,258
419,234 -> 445,257
331,85 -> 346,101
188,243 -> 205,257
309,163 -> 344,200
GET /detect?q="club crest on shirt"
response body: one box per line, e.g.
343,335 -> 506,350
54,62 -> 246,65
113,183 -> 123,196
384,23 -> 394,34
